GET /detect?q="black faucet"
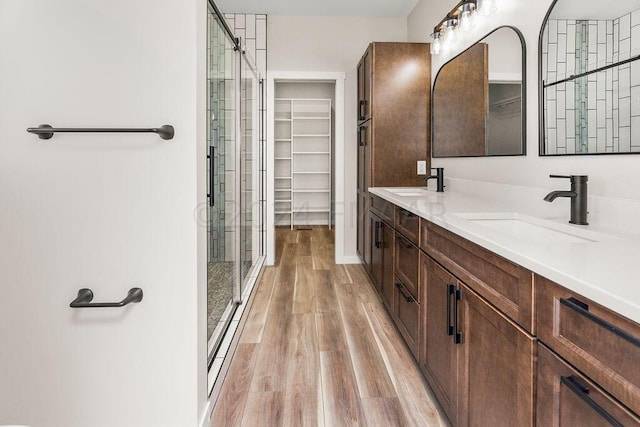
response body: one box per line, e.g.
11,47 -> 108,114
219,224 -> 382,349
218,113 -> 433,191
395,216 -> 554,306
425,167 -> 445,192
543,175 -> 588,225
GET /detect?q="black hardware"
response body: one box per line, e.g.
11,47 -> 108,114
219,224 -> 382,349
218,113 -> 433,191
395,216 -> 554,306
447,284 -> 456,336
27,124 -> 175,140
359,100 -> 367,121
560,297 -> 640,348
454,288 -> 463,344
396,283 -> 415,303
358,125 -> 366,146
396,235 -> 413,249
544,174 -> 588,225
70,288 -> 143,308
425,167 -> 445,192
207,0 -> 240,51
560,376 -> 624,427
207,146 -> 215,207
545,54 -> 640,89
397,207 -> 416,218
374,221 -> 383,249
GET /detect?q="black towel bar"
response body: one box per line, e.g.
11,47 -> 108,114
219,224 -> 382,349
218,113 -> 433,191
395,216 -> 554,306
27,124 -> 174,140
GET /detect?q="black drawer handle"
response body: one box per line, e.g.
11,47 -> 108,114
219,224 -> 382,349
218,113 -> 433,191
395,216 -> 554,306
561,376 -> 624,427
454,288 -> 463,344
397,207 -> 416,218
560,297 -> 640,348
396,283 -> 415,303
396,235 -> 413,249
207,146 -> 215,207
359,100 -> 367,121
374,221 -> 383,249
358,125 -> 366,146
447,284 -> 455,336
70,288 -> 143,308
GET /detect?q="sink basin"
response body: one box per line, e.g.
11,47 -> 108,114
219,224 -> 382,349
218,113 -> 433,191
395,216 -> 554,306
453,212 -> 619,244
386,188 -> 430,197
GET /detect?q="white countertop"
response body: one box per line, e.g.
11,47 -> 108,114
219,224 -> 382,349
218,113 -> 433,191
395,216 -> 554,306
369,186 -> 640,325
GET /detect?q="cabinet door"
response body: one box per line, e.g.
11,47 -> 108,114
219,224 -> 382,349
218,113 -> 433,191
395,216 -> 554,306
357,46 -> 371,121
421,255 -> 458,424
456,283 -> 535,427
537,343 -> 640,427
395,278 -> 420,358
369,211 -> 383,293
380,221 -> 394,312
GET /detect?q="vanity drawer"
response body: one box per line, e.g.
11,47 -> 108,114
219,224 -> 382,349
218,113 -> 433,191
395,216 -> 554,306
422,220 -> 534,333
537,343 -> 640,426
536,275 -> 640,415
395,206 -> 419,245
395,233 -> 420,300
370,194 -> 394,224
394,279 -> 420,359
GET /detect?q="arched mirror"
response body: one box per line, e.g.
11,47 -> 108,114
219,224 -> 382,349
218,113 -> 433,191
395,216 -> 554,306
432,26 -> 526,157
540,0 -> 640,155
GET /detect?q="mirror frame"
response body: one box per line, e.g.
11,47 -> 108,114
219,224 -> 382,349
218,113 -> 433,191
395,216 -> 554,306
432,25 -> 527,158
538,0 -> 640,156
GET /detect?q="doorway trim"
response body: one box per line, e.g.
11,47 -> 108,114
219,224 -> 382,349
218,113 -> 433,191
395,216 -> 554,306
266,71 -> 346,265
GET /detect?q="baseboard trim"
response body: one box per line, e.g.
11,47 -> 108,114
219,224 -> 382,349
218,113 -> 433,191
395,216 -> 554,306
335,255 -> 361,265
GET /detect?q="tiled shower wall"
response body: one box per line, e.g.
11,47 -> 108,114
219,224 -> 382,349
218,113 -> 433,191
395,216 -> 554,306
542,9 -> 640,154
225,14 -> 267,263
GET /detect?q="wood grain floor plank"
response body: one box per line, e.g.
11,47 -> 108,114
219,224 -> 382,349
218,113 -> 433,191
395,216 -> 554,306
283,313 -> 320,426
209,343 -> 259,426
240,267 -> 277,344
361,396 -> 409,427
311,242 -> 332,270
330,264 -> 352,284
249,280 -> 293,393
320,350 -> 363,426
240,391 -> 284,427
313,270 -> 337,314
335,283 -> 397,399
293,257 -> 315,314
364,302 -> 450,427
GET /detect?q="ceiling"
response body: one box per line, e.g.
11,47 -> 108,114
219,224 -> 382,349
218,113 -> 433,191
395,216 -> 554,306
215,0 -> 420,17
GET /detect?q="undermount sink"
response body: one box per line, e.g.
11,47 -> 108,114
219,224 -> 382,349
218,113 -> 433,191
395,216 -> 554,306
453,212 -> 619,244
386,188 -> 430,197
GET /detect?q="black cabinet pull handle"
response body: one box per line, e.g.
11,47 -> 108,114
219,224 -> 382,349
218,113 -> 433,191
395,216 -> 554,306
70,288 -> 143,308
396,235 -> 413,249
396,283 -> 415,303
447,284 -> 455,336
358,125 -> 366,146
454,288 -> 463,344
561,376 -> 624,427
359,100 -> 367,121
397,207 -> 416,218
560,297 -> 640,348
207,146 -> 215,207
374,221 -> 383,249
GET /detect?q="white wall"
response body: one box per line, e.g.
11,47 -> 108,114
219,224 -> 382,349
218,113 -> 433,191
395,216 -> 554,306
408,0 -> 640,203
0,1 -> 208,426
268,15 -> 408,259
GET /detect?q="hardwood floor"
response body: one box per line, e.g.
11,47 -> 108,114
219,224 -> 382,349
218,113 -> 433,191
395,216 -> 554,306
209,227 -> 449,426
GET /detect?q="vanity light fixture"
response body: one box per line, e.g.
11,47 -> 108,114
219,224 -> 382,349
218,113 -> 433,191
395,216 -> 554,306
429,0 -> 495,55
458,1 -> 477,32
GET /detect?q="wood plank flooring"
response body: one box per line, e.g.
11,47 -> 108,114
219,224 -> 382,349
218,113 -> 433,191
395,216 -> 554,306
210,227 -> 449,426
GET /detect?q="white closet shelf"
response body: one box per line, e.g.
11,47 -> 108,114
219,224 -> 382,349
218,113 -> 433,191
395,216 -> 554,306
292,134 -> 331,137
293,209 -> 331,213
291,117 -> 330,120
275,118 -> 292,122
293,190 -> 330,193
275,138 -> 292,141
275,157 -> 292,160
275,177 -> 292,180
293,171 -> 330,174
292,151 -> 330,155
275,189 -> 291,191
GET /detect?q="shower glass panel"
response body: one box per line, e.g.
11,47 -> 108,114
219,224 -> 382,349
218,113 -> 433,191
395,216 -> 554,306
239,53 -> 261,294
207,7 -> 239,358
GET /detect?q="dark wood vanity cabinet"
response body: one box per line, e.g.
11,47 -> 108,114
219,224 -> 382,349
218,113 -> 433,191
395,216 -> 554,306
536,275 -> 640,419
420,252 -> 535,427
356,42 -> 431,269
369,210 -> 394,312
537,343 -> 640,426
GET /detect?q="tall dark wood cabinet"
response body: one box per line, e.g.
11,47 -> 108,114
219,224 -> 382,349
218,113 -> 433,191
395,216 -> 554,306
356,42 -> 431,269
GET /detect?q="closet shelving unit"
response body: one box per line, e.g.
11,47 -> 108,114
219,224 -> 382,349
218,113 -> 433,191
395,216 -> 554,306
274,98 -> 332,229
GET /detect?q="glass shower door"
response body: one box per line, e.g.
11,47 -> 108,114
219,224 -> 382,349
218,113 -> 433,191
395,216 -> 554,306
207,8 -> 239,361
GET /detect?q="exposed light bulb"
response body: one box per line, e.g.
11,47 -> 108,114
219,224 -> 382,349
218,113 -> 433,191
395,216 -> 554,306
430,32 -> 442,55
458,2 -> 477,32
